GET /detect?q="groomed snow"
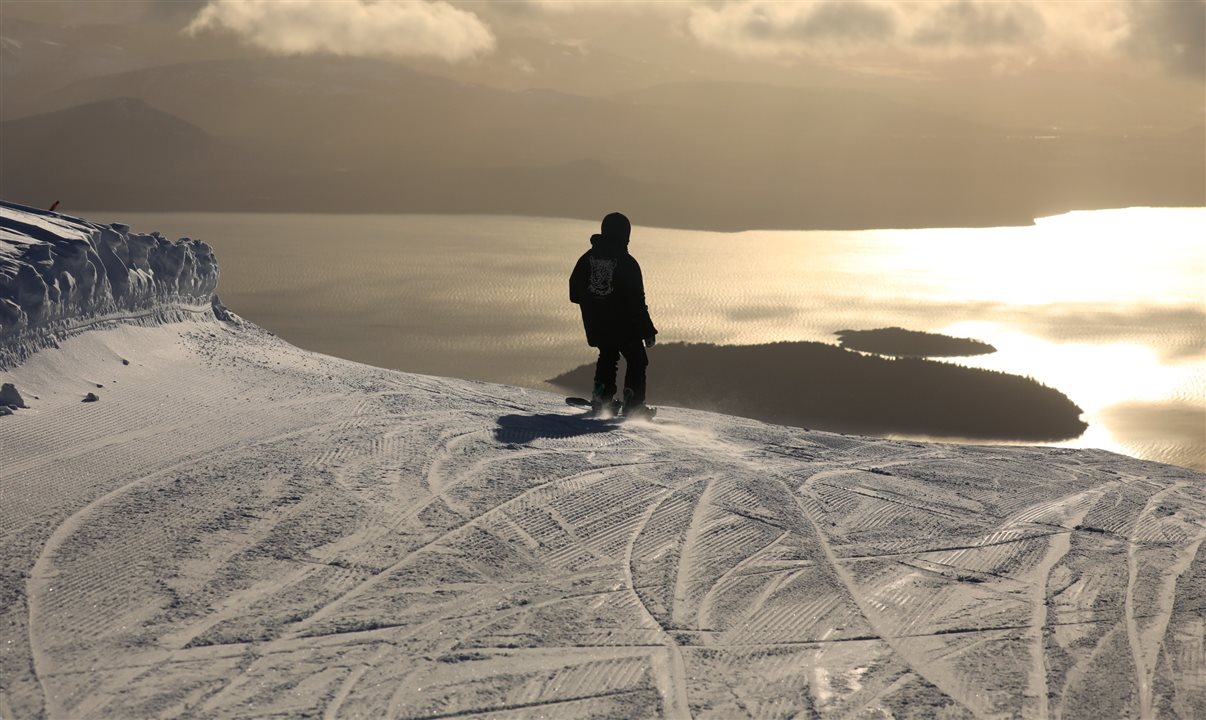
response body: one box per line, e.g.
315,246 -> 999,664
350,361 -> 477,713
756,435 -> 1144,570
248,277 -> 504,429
1,317 -> 1202,719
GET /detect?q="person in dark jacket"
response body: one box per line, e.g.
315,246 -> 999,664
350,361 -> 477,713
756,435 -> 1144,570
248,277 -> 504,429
569,212 -> 657,417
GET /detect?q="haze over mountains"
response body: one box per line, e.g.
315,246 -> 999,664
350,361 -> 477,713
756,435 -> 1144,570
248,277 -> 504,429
2,6 -> 1202,230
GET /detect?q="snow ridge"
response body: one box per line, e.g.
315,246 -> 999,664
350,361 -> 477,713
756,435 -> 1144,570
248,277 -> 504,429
0,201 -> 218,367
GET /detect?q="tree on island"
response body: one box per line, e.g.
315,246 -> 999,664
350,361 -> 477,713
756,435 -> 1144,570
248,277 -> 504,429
835,327 -> 997,358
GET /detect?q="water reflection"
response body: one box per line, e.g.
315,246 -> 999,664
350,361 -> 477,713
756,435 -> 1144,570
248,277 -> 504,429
931,321 -> 1203,467
861,208 -> 1204,306
102,207 -> 1205,469
1098,402 -> 1206,470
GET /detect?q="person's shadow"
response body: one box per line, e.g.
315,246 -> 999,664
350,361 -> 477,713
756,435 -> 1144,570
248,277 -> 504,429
493,412 -> 618,446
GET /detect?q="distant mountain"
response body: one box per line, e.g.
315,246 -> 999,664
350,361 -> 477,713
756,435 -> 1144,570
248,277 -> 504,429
3,97 -> 211,163
8,57 -> 1203,230
24,57 -> 609,165
0,16 -> 149,120
0,12 -> 248,121
0,97 -> 664,220
0,97 -> 252,209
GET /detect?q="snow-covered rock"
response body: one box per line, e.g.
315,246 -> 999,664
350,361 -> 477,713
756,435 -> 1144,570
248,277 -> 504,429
0,200 -> 218,366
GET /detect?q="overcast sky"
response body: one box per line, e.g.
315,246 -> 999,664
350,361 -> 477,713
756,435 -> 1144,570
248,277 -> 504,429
3,1 -> 1201,227
6,0 -> 1203,83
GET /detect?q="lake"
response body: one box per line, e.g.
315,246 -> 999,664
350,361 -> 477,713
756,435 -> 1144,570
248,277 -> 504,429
98,209 -> 1205,470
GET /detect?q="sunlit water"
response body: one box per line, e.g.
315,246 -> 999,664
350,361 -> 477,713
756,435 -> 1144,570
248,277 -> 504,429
103,208 -> 1206,471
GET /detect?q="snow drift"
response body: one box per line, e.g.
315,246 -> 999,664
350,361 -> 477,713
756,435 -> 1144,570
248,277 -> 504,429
0,201 -> 218,367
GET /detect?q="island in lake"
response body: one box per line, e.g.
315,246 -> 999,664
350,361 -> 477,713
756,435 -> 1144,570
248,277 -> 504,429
836,327 -> 997,357
551,341 -> 1083,441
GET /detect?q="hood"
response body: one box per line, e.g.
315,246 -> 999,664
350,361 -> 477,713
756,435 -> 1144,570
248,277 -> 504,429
589,233 -> 627,258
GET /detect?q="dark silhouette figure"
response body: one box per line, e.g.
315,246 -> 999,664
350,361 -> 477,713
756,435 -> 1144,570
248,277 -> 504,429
569,212 -> 657,416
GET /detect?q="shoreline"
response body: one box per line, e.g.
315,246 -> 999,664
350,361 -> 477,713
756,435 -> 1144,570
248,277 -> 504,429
50,203 -> 1206,234
43,206 -> 1046,234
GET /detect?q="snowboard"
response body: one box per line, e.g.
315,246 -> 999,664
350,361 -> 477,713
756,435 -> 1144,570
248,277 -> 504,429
565,396 -> 657,421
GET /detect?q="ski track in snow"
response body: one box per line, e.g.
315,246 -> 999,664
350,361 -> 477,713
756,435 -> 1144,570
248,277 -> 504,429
1,319 -> 1204,719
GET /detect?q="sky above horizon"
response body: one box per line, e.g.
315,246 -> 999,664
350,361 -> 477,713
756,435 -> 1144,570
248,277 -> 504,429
6,0 -> 1203,84
2,1 -> 1201,228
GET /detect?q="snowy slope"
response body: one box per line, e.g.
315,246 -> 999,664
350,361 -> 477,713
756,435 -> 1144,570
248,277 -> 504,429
1,318 -> 1202,719
0,208 -> 1203,718
0,201 -> 218,367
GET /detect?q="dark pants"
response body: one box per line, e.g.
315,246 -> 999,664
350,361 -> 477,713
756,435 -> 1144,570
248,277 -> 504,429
594,341 -> 648,406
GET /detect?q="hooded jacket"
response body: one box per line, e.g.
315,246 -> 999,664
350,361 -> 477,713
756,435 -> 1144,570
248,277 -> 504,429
569,233 -> 657,348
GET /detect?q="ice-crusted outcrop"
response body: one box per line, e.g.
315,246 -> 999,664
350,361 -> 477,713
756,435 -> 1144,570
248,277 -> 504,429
0,201 -> 219,366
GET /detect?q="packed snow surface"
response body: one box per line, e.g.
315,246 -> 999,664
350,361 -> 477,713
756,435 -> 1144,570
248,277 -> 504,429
1,318 -> 1203,719
0,201 -> 217,366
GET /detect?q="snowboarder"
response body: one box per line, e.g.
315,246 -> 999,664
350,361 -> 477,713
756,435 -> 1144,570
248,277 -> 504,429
569,212 -> 658,418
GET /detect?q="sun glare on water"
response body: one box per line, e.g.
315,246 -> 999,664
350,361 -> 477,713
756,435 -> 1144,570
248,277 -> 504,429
864,207 -> 1206,306
940,322 -> 1200,408
853,208 -> 1205,466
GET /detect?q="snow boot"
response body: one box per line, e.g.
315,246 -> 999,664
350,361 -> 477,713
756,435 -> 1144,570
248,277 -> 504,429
621,388 -> 656,420
591,382 -> 619,418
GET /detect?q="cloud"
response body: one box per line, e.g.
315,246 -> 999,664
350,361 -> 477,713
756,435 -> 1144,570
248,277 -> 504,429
754,2 -> 895,43
683,0 -> 1193,75
688,1 -> 895,56
1125,0 -> 1205,78
186,0 -> 496,62
147,0 -> 209,21
911,1 -> 1044,47
688,1 -> 1058,57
